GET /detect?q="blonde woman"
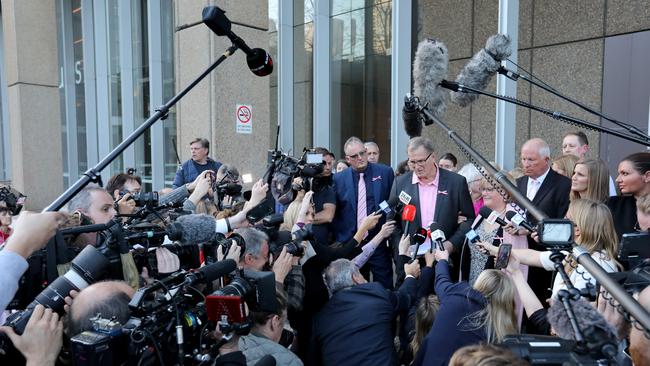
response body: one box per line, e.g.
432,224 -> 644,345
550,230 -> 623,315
412,248 -> 517,366
570,158 -> 610,203
479,199 -> 619,298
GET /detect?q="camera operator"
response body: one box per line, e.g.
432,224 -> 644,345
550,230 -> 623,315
236,227 -> 304,314
105,172 -> 142,216
238,287 -> 303,366
0,211 -> 66,313
0,206 -> 12,247
66,186 -> 140,289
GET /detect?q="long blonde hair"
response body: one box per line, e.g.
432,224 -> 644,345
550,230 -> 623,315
570,159 -> 610,203
566,199 -> 619,272
410,295 -> 440,357
471,270 -> 518,343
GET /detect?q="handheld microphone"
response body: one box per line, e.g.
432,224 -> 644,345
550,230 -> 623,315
505,211 -> 535,232
411,227 -> 429,260
449,34 -> 511,107
429,222 -> 446,251
202,6 -> 273,76
478,206 -> 508,227
461,221 -> 481,244
401,204 -> 417,236
373,196 -> 401,216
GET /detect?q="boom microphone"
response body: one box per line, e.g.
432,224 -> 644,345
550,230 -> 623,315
505,211 -> 535,232
173,214 -> 221,243
202,6 -> 273,77
403,95 -> 423,138
412,38 -> 449,119
478,206 -> 508,227
449,34 -> 511,107
547,297 -> 618,360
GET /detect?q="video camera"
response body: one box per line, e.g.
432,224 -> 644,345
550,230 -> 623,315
0,185 -> 26,215
119,189 -> 159,208
69,263 -> 276,365
270,148 -> 325,204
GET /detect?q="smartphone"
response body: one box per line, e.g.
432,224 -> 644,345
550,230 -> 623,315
495,243 -> 512,269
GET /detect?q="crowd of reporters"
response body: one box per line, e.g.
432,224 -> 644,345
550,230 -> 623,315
0,130 -> 648,365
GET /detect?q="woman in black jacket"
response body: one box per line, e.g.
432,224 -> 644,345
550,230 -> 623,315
607,152 -> 650,238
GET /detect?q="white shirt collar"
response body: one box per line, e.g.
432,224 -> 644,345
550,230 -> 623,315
530,167 -> 551,186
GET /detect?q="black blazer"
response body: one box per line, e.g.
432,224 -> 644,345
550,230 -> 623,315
389,169 -> 475,249
516,168 -> 571,226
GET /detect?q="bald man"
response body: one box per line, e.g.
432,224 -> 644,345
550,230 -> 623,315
515,138 -> 571,302
66,280 -> 135,337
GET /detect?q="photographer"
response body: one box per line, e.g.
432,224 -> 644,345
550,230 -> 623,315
238,287 -> 303,366
105,172 -> 142,216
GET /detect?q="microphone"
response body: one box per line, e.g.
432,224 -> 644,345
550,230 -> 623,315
411,227 -> 429,260
429,222 -> 446,251
171,214 -> 221,243
373,196 -> 402,217
547,297 -> 618,360
505,211 -> 535,232
183,259 -> 237,285
449,34 -> 511,107
202,6 -> 273,77
478,206 -> 508,227
404,38 -> 450,137
461,221 -> 481,244
403,94 -> 423,138
401,204 -> 417,236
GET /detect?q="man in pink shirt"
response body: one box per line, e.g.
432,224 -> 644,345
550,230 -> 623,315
389,136 -> 475,281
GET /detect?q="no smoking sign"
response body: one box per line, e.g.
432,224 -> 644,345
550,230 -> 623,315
236,104 -> 253,134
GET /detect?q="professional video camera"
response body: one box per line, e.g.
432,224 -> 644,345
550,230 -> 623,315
69,261 -> 276,365
270,148 -> 325,204
500,334 -> 617,365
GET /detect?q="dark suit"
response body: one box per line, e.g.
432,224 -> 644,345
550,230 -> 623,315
310,279 -> 417,366
389,169 -> 475,280
333,163 -> 394,288
516,168 -> 571,302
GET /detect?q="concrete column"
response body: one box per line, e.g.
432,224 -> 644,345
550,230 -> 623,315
2,0 -> 63,210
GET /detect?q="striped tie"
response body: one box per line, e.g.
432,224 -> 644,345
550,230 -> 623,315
357,172 -> 367,229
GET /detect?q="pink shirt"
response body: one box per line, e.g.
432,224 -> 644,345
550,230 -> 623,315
412,168 -> 440,230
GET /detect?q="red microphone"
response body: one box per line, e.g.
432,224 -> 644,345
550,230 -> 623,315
402,204 -> 417,236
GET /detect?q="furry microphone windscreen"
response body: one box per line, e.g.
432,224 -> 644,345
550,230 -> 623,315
175,214 -> 218,244
450,34 -> 512,107
412,38 -> 449,121
546,297 -> 617,342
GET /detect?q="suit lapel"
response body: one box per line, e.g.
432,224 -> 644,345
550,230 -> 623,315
532,170 -> 555,205
347,168 -> 357,215
434,170 -> 448,223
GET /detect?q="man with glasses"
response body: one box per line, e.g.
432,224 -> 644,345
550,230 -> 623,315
389,136 -> 474,281
332,137 -> 395,288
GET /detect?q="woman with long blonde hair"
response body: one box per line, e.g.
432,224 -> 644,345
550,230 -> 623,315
412,249 -> 517,366
479,198 -> 619,298
570,158 -> 610,203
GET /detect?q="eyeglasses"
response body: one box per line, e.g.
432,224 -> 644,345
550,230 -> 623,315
346,150 -> 366,160
407,152 -> 433,167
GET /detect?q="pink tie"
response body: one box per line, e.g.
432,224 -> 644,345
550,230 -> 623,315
528,179 -> 539,200
357,173 -> 367,229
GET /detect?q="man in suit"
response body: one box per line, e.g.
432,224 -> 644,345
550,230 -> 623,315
389,137 -> 475,280
310,258 -> 419,366
515,138 -> 571,301
332,137 -> 394,288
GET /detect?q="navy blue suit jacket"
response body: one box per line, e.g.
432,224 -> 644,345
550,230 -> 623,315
311,278 -> 417,366
332,163 -> 394,242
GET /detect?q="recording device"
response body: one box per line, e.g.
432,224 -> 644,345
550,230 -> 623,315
494,243 -> 512,269
411,227 -> 429,260
1,246 -> 109,356
538,219 -> 574,249
501,334 -> 614,366
401,204 -> 417,235
462,222 -> 480,245
450,34 -> 511,107
429,222 -> 446,251
412,38 -> 448,122
505,211 -> 535,232
119,189 -> 159,207
478,206 -> 508,227
202,6 -> 273,77
0,185 -> 26,215
373,196 -> 403,219
617,232 -> 650,270
270,149 -> 325,204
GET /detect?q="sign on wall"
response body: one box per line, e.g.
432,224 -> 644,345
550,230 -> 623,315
236,104 -> 252,134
